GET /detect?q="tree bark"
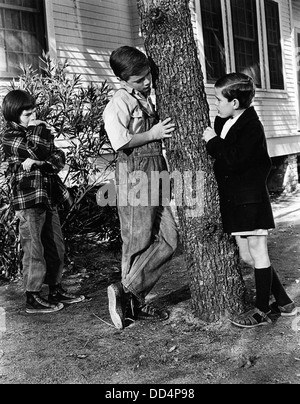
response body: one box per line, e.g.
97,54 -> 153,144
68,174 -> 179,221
137,0 -> 246,322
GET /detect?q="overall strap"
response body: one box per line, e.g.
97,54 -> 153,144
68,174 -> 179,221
117,88 -> 157,119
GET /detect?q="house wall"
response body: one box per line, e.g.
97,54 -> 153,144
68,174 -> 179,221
47,0 -> 136,88
193,0 -> 300,159
263,0 -> 300,157
1,0 -> 300,162
292,0 -> 300,129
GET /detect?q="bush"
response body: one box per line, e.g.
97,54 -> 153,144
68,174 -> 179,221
0,53 -> 120,280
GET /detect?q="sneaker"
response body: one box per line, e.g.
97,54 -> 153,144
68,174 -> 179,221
136,302 -> 169,321
123,294 -> 169,322
229,307 -> 272,329
124,293 -> 138,320
48,285 -> 85,305
26,292 -> 64,314
270,301 -> 297,317
107,282 -> 125,329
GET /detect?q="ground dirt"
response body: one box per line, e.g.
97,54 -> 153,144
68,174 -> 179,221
1,189 -> 300,385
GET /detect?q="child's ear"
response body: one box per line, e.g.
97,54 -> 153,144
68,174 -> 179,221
232,98 -> 240,110
117,77 -> 127,85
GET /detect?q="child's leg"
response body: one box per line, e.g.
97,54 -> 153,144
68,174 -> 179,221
246,235 -> 293,307
232,235 -> 295,326
247,235 -> 272,313
131,204 -> 178,298
235,236 -> 254,267
247,235 -> 270,268
16,207 -> 47,292
120,204 -> 177,301
270,267 -> 293,307
42,206 -> 65,286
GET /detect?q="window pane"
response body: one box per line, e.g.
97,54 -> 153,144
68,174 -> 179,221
4,0 -> 23,6
0,9 -> 4,28
3,0 -> 39,8
24,53 -> 39,70
22,32 -> 38,53
200,0 -> 226,82
230,0 -> 261,87
264,0 -> 284,89
7,51 -> 23,71
22,12 -> 35,32
22,0 -> 39,9
0,1 -> 46,75
4,9 -> 21,30
5,31 -> 22,52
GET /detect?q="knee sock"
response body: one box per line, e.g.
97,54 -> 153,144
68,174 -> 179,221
271,266 -> 293,307
254,267 -> 273,313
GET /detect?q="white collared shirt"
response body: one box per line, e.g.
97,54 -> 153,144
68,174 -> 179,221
103,82 -> 155,151
220,111 -> 245,139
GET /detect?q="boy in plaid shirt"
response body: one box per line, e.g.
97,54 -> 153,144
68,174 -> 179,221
1,90 -> 85,314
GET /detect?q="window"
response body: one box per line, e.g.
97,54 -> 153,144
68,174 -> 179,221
198,0 -> 284,91
0,0 -> 47,77
264,0 -> 284,89
230,0 -> 261,87
200,0 -> 226,83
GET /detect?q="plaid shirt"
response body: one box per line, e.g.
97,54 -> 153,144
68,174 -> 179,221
2,122 -> 71,210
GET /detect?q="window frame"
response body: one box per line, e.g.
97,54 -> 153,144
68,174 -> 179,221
196,0 -> 230,83
0,0 -> 48,78
227,0 -> 262,88
260,0 -> 286,91
197,0 -> 226,83
196,0 -> 286,93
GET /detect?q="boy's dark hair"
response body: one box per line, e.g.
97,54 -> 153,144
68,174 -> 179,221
2,89 -> 36,123
109,46 -> 150,81
215,73 -> 255,109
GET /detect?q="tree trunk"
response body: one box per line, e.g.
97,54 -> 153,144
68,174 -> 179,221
137,0 -> 246,322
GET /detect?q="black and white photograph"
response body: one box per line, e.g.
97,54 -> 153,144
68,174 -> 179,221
1,0 -> 300,387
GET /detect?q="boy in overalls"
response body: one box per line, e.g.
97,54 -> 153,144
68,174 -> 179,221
103,46 -> 178,329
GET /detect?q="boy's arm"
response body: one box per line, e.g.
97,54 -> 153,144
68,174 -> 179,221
204,122 -> 267,172
104,95 -> 175,152
119,117 -> 175,150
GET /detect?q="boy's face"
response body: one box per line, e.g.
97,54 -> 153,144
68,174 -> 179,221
124,67 -> 152,96
215,87 -> 237,119
19,108 -> 36,128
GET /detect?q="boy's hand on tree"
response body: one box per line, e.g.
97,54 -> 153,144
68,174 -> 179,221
202,127 -> 217,143
150,117 -> 176,140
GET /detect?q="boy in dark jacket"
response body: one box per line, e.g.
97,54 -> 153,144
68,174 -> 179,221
1,89 -> 85,314
203,73 -> 296,328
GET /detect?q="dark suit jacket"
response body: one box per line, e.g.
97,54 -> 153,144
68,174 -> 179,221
206,106 -> 275,233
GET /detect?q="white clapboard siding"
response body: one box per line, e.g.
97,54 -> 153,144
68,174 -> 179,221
51,0 -> 136,88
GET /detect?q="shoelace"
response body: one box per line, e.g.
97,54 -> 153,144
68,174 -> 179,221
33,295 -> 54,307
139,303 -> 159,315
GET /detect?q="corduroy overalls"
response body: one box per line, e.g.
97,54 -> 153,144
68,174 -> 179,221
115,91 -> 178,303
